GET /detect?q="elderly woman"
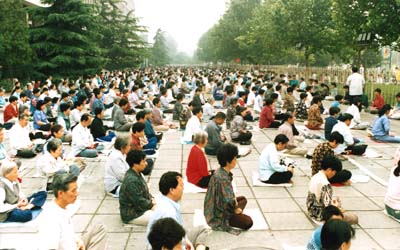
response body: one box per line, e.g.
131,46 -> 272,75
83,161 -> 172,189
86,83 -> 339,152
0,160 -> 47,222
186,131 -> 212,188
37,139 -> 80,191
33,100 -> 52,131
230,106 -> 252,145
104,136 -> 131,197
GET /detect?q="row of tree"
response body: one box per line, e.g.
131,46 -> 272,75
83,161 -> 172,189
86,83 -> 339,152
0,0 -> 150,81
196,0 -> 400,67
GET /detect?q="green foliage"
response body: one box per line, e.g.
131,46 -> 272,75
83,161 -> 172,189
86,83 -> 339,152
151,29 -> 170,66
29,0 -> 103,79
0,0 -> 33,79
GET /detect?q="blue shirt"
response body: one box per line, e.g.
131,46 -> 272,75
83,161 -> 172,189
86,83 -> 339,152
324,116 -> 338,140
144,119 -> 156,138
307,225 -> 322,250
331,101 -> 340,108
33,110 -> 48,130
371,115 -> 390,137
259,143 -> 287,181
0,144 -> 7,160
0,97 -> 5,107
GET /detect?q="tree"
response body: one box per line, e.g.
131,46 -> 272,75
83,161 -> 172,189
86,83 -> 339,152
151,29 -> 169,66
95,0 -> 148,71
0,0 -> 32,80
29,0 -> 103,79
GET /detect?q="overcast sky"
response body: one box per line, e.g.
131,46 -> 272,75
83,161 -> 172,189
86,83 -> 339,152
134,0 -> 227,55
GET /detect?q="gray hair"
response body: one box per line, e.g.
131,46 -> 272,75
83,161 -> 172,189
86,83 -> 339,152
1,160 -> 17,177
193,131 -> 208,145
114,97 -> 121,104
47,138 -> 62,153
207,97 -> 215,104
114,135 -> 131,151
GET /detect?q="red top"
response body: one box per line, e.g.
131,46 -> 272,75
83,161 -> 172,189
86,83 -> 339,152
3,103 -> 18,123
237,98 -> 245,107
372,95 -> 385,110
259,105 -> 274,128
186,145 -> 209,186
131,134 -> 142,150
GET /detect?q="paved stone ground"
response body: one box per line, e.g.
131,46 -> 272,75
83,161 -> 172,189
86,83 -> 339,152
1,101 -> 400,250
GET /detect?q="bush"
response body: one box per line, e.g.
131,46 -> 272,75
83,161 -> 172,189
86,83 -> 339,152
0,79 -> 13,92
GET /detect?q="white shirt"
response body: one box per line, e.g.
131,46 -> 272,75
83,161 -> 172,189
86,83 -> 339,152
246,91 -> 256,106
183,116 -> 201,142
202,103 -> 214,122
9,123 -> 33,156
71,123 -> 94,156
346,104 -> 362,128
39,200 -> 76,250
70,109 -> 83,128
0,177 -> 24,213
385,167 -> 400,210
104,149 -> 129,192
259,143 -> 287,181
254,95 -> 263,113
37,153 -> 69,190
331,121 -> 354,153
346,73 -> 364,96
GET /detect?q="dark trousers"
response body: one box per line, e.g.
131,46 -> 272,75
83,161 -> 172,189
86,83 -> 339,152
142,159 -> 154,176
38,123 -> 51,131
269,121 -> 281,128
16,149 -> 36,158
144,137 -> 158,151
329,169 -> 352,184
197,175 -> 212,188
205,146 -> 219,156
263,171 -> 293,184
6,191 -> 47,222
229,196 -> 253,230
232,132 -> 252,142
96,131 -> 116,142
4,123 -> 13,130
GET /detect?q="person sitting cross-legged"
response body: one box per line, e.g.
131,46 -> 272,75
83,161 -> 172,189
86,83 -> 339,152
204,143 -> 253,234
204,112 -> 227,156
371,104 -> 400,143
384,160 -> 400,220
9,114 -> 36,158
90,107 -> 116,142
119,150 -> 156,225
230,106 -> 252,145
187,131 -> 212,188
0,160 -> 47,222
130,122 -> 154,176
183,106 -> 203,143
321,219 -> 355,250
259,134 -> 294,184
148,218 -> 186,250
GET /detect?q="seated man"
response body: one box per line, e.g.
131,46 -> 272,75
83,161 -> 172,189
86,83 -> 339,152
148,218 -> 186,250
259,134 -> 294,184
204,143 -> 253,233
104,136 -> 131,197
0,160 -> 47,222
39,173 -> 107,250
204,112 -> 226,156
3,96 -> 19,130
183,106 -> 203,142
113,99 -> 133,132
56,103 -> 73,142
71,113 -> 104,158
9,114 -> 36,158
90,107 -> 116,142
369,88 -> 385,114
147,171 -> 209,249
130,122 -> 154,175
324,107 -> 340,140
119,150 -> 156,225
136,110 -> 161,146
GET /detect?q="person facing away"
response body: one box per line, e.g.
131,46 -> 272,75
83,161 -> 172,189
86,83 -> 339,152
385,160 -> 400,220
324,107 -> 340,140
321,219 -> 355,250
147,217 -> 186,250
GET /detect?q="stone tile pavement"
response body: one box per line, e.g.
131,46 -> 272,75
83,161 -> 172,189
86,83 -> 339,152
1,104 -> 400,250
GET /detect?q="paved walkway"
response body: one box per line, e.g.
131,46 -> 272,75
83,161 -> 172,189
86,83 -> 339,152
1,102 -> 400,250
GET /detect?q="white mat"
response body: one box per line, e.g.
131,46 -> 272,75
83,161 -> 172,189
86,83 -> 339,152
0,209 -> 42,231
350,174 -> 370,183
193,208 -> 269,230
238,146 -> 251,157
252,172 -> 293,187
184,179 -> 207,193
362,148 -> 383,158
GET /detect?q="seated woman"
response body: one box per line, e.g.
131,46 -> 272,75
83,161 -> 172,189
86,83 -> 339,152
230,106 -> 252,145
278,113 -> 308,156
33,100 -> 52,131
186,131 -> 212,188
306,96 -> 323,130
259,98 -> 281,129
0,160 -> 47,222
90,107 -> 116,142
371,104 -> 400,143
385,160 -> 400,220
321,220 -> 355,250
104,136 -> 131,197
346,97 -> 369,130
204,143 -> 253,233
307,155 -> 358,225
37,139 -> 80,191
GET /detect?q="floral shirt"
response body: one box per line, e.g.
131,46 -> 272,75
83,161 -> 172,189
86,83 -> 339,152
307,104 -> 323,128
295,100 -> 308,120
306,171 -> 333,221
311,142 -> 335,175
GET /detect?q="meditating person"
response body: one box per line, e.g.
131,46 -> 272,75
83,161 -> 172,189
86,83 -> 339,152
0,160 -> 47,222
226,97 -> 238,129
324,107 -> 340,140
230,106 -> 252,145
331,113 -> 365,155
148,218 -> 186,250
321,220 -> 355,250
56,103 -> 73,142
259,98 -> 281,129
113,98 -> 133,132
306,96 -> 323,130
90,107 -> 116,142
3,96 -> 19,130
311,132 -> 352,185
384,160 -> 400,220
371,104 -> 400,143
37,139 -> 80,192
104,136 -> 131,197
152,98 -> 176,131
119,150 -> 155,225
278,113 -> 308,156
369,88 -> 385,114
9,114 -> 36,158
204,143 -> 253,234
307,155 -> 358,225
33,100 -> 52,131
204,112 -> 227,156
346,97 -> 369,130
183,106 -> 203,142
172,93 -> 184,121
187,131 -> 212,188
259,134 -> 294,184
295,93 -> 308,121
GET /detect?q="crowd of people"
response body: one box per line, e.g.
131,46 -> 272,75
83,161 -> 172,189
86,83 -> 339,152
0,66 -> 399,249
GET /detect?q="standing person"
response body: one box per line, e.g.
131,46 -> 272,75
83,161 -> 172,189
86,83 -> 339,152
371,104 -> 400,143
346,66 -> 364,104
204,143 -> 253,234
0,160 -> 47,222
259,134 -> 294,184
230,106 -> 252,145
204,112 -> 226,156
39,173 -> 107,250
119,150 -> 156,225
385,160 -> 400,220
183,106 -> 203,142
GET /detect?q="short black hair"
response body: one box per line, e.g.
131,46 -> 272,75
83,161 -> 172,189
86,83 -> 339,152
328,131 -> 344,144
217,143 -> 238,167
329,107 -> 340,116
59,103 -> 71,113
153,97 -> 160,106
322,205 -> 343,221
51,124 -> 63,136
274,134 -> 289,144
321,219 -> 355,250
53,173 -> 78,198
374,88 -> 381,94
214,111 -> 226,119
136,110 -> 146,121
119,98 -> 128,107
148,217 -> 186,250
126,150 -> 146,166
176,93 -> 183,101
80,113 -> 91,122
61,92 -> 69,99
300,93 -> 307,100
9,96 -> 18,103
334,94 -> 343,101
94,107 -> 103,116
264,98 -> 273,106
131,122 -> 145,133
159,171 -> 182,195
338,113 -> 353,122
321,155 -> 343,172
192,106 -> 203,115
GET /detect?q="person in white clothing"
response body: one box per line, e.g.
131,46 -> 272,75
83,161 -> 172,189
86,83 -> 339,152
202,97 -> 215,122
346,66 -> 365,104
385,160 -> 400,220
9,114 -> 36,158
70,100 -> 84,129
39,173 -> 107,250
246,86 -> 257,107
71,113 -> 104,158
345,97 -> 369,130
183,107 -> 203,142
253,89 -> 265,114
